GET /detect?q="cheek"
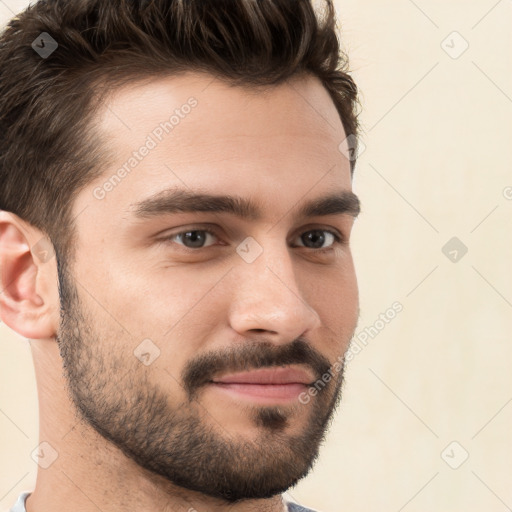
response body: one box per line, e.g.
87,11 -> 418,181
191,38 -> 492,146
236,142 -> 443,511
104,265 -> 230,372
100,260 -> 225,331
305,258 -> 359,338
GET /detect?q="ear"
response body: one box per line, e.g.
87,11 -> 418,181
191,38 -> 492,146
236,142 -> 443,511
0,211 -> 60,339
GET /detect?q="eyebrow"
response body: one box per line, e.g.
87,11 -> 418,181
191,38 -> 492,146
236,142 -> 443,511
129,188 -> 360,221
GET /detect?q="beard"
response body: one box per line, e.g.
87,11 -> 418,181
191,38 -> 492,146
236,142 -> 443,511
54,253 -> 350,503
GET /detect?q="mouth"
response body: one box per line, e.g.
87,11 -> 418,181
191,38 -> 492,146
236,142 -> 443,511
208,366 -> 315,404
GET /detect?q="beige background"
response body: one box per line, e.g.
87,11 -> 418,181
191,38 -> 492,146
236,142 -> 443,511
1,0 -> 511,510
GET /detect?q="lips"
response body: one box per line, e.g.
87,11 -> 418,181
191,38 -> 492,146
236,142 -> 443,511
210,366 -> 314,385
208,367 -> 316,403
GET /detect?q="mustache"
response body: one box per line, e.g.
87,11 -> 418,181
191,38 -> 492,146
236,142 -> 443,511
181,338 -> 332,399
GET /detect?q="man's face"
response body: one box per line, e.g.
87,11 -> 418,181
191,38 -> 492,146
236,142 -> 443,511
56,72 -> 359,501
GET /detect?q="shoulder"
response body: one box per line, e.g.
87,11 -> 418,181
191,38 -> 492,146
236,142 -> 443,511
9,491 -> 31,512
287,504 -> 323,512
283,494 -> 324,512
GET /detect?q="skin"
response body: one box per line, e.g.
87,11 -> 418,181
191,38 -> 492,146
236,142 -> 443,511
0,71 -> 359,512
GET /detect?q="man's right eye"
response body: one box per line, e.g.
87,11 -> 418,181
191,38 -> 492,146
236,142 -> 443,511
158,229 -> 220,249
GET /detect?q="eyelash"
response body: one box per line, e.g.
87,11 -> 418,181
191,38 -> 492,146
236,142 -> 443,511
157,227 -> 345,253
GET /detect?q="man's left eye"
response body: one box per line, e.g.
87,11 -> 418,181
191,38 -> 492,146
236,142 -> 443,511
294,229 -> 341,250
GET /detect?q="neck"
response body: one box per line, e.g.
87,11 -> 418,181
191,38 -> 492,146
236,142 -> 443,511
26,339 -> 286,512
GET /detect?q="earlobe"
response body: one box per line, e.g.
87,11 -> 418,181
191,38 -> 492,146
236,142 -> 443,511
0,212 -> 59,340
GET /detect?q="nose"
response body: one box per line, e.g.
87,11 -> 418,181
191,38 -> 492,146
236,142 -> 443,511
228,242 -> 321,343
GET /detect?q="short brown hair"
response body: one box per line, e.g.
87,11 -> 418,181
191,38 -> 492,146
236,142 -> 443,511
0,0 -> 359,264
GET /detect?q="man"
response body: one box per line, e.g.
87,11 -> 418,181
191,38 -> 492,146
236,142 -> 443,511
0,0 -> 361,510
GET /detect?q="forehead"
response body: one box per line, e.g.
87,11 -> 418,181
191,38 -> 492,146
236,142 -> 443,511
73,72 -> 352,230
97,71 -> 345,145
